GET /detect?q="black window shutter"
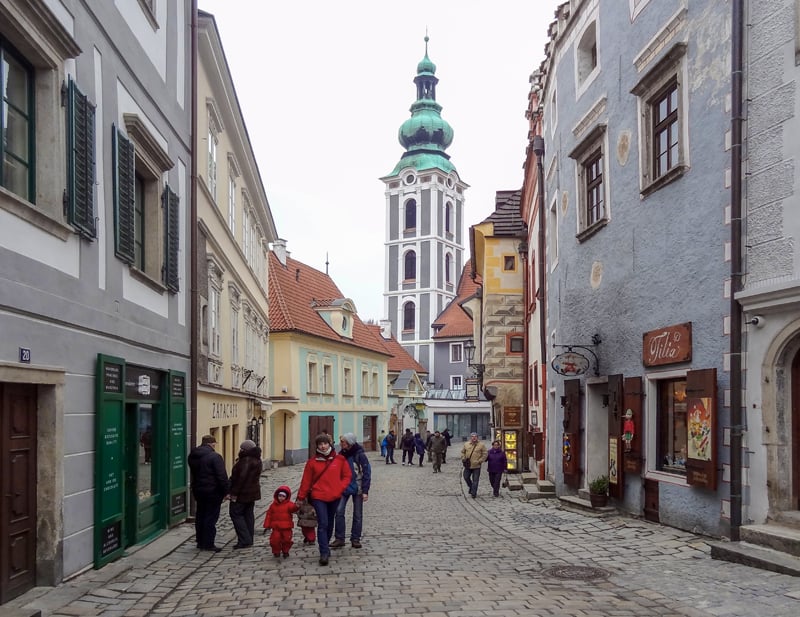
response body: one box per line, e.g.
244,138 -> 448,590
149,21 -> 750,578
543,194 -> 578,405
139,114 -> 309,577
113,126 -> 136,264
162,185 -> 180,292
66,78 -> 96,238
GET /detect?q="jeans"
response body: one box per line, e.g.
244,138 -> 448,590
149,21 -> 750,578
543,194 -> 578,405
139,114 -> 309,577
380,444 -> 387,457
311,497 -> 340,557
488,472 -> 503,496
194,494 -> 223,548
334,492 -> 363,541
463,466 -> 482,496
385,447 -> 395,463
229,500 -> 255,547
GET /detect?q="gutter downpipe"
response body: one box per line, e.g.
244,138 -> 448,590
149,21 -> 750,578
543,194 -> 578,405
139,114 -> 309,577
533,135 -> 547,478
729,0 -> 744,541
189,0 -> 199,516
519,239 -> 530,472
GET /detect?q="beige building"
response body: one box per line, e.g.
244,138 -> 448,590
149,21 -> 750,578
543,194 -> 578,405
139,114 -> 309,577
196,11 -> 278,470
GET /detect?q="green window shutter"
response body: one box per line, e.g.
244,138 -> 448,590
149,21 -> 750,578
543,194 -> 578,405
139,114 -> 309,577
162,185 -> 180,292
113,126 -> 135,264
66,78 -> 96,238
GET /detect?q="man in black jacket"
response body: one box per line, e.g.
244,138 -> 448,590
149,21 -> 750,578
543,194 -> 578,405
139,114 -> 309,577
188,435 -> 230,552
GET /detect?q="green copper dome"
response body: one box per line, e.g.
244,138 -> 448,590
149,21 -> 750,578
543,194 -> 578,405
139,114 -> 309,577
389,36 -> 456,176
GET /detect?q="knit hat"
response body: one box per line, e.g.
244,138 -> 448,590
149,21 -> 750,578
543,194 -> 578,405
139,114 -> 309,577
341,432 -> 357,446
240,439 -> 257,451
276,490 -> 288,498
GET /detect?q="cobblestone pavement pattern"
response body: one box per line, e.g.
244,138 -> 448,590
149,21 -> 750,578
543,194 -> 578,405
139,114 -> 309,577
8,454 -> 800,616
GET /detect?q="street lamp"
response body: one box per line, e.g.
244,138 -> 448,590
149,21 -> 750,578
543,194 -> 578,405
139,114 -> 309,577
247,415 -> 264,447
464,338 -> 485,385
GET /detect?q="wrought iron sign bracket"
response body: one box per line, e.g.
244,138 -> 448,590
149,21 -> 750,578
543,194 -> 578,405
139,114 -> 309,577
552,334 -> 601,377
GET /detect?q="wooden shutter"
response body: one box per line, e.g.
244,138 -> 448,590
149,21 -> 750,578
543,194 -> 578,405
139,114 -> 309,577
66,78 -> 96,238
113,126 -> 135,264
562,378 -> 582,489
623,376 -> 643,474
684,368 -> 717,490
162,185 -> 180,292
607,374 -> 624,499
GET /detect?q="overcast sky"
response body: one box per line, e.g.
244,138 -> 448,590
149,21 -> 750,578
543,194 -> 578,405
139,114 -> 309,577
199,1 -> 561,322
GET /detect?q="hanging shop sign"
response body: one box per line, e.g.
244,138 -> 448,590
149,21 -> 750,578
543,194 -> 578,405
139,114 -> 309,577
642,322 -> 692,367
551,350 -> 590,376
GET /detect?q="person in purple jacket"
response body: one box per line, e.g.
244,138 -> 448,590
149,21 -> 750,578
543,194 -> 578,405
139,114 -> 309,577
486,440 -> 508,497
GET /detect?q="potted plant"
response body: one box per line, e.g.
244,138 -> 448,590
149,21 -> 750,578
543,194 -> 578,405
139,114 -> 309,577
588,474 -> 609,508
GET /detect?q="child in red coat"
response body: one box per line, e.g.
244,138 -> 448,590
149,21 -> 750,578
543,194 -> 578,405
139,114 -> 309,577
262,485 -> 298,558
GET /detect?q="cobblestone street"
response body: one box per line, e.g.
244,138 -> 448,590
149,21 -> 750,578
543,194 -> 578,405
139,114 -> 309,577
8,454 -> 800,617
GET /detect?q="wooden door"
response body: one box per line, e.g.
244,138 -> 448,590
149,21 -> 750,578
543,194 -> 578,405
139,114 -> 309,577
562,379 -> 582,489
0,383 -> 37,603
308,416 -> 334,456
792,350 -> 800,510
362,416 -> 377,452
607,374 -> 624,500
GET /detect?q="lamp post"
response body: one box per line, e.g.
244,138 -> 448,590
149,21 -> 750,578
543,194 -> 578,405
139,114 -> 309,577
247,415 -> 264,448
463,338 -> 485,386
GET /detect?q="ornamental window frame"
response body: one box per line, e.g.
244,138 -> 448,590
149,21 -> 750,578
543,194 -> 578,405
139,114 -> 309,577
569,123 -> 609,241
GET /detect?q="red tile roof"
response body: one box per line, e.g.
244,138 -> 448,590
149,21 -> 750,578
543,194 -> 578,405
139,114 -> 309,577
365,324 -> 428,375
268,253 -> 392,357
432,260 -> 479,339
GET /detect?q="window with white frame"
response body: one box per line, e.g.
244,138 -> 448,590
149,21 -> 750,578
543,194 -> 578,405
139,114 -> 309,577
227,173 -> 236,233
343,366 -> 352,395
549,195 -> 559,270
322,363 -> 333,394
403,301 -> 415,331
405,198 -> 417,230
445,252 -> 453,285
404,250 -> 416,281
451,375 -> 463,390
569,124 -> 609,240
372,370 -> 379,398
450,342 -> 463,363
307,360 -> 318,393
632,43 -> 688,196
209,285 -> 220,357
576,20 -> 599,95
206,100 -> 222,200
361,369 -> 369,396
242,207 -> 250,262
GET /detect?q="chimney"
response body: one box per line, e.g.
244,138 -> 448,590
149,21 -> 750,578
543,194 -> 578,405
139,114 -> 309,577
379,319 -> 393,339
272,238 -> 289,266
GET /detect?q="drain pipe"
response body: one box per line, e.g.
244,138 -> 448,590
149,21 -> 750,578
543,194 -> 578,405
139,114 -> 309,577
533,135 -> 547,478
729,0 -> 744,541
189,0 -> 199,517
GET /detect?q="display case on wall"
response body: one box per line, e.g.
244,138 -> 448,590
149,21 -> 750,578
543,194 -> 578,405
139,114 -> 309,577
495,429 -> 520,472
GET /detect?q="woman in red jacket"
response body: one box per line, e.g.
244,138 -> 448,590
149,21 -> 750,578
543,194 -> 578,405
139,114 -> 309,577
296,433 -> 352,566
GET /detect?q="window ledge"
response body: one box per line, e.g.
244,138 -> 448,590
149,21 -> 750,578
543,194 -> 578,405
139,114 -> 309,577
641,164 -> 688,198
129,266 -> 167,293
645,470 -> 689,486
576,218 -> 608,243
0,188 -> 73,241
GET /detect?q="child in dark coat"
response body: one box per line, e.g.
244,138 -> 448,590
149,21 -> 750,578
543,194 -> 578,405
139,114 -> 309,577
296,498 -> 317,544
262,485 -> 299,558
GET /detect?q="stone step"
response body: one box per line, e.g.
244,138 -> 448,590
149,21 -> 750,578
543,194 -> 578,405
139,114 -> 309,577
558,494 -> 616,516
524,484 -> 558,500
740,523 -> 800,558
710,541 -> 800,577
536,480 -> 555,493
521,472 -> 538,485
0,608 -> 42,617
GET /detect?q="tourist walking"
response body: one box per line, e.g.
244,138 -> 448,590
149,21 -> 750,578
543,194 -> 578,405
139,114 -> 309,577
400,428 -> 415,466
441,427 -> 452,464
331,433 -> 371,549
486,440 -> 509,497
228,439 -> 262,549
187,435 -> 229,552
413,432 -> 426,467
461,432 -> 488,499
379,430 -> 387,458
385,429 -> 397,464
428,430 -> 446,473
296,433 -> 352,566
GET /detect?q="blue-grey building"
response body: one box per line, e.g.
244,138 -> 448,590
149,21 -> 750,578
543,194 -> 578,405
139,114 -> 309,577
0,0 -> 192,598
539,0 -> 732,536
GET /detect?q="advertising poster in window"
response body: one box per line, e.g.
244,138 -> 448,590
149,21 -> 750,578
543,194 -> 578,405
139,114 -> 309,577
608,437 -> 619,485
687,397 -> 712,461
684,368 -> 717,490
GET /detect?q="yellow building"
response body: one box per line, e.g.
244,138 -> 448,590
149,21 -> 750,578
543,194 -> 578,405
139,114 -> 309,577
196,12 -> 278,470
468,191 -> 528,470
268,244 -> 392,463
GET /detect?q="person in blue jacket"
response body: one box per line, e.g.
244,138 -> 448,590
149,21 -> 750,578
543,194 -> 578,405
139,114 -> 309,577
413,432 -> 426,467
331,433 -> 372,549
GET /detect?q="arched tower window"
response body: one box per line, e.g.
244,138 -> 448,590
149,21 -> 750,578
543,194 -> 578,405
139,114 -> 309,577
445,253 -> 452,284
445,201 -> 452,234
404,250 -> 416,281
403,301 -> 415,331
405,198 -> 417,230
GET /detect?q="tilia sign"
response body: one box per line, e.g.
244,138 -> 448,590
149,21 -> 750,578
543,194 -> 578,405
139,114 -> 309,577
642,322 -> 692,367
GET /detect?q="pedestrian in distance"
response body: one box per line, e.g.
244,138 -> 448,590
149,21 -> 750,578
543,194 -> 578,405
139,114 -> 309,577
262,485 -> 298,558
331,433 -> 371,549
441,427 -> 452,464
428,430 -> 446,473
379,430 -> 387,458
296,498 -> 318,545
187,435 -> 230,552
413,432 -> 426,467
400,428 -> 415,466
296,433 -> 352,566
425,431 -> 433,462
139,425 -> 152,464
229,439 -> 262,549
486,439 -> 509,497
385,429 -> 397,464
461,432 -> 488,499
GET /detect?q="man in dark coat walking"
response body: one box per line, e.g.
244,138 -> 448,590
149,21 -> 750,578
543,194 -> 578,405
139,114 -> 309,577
188,435 -> 230,552
229,439 -> 262,549
441,427 -> 453,464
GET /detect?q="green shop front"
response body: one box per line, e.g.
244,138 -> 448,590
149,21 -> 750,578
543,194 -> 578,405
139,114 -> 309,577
94,354 -> 188,568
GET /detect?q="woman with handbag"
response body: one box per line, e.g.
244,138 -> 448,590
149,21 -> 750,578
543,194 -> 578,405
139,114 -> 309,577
486,440 -> 508,497
296,433 -> 352,566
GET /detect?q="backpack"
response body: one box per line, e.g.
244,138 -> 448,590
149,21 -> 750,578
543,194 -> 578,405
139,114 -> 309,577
342,455 -> 363,497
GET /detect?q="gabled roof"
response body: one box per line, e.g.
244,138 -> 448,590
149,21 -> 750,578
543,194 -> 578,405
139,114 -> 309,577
268,253 -> 391,357
481,189 -> 526,237
431,259 -> 479,339
365,324 -> 427,375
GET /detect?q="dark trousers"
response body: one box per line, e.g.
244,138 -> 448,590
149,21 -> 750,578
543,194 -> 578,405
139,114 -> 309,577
402,449 -> 414,464
312,498 -> 340,557
194,494 -> 223,548
230,500 -> 255,547
417,452 -> 425,466
463,466 -> 482,497
385,447 -> 396,463
489,472 -> 503,496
